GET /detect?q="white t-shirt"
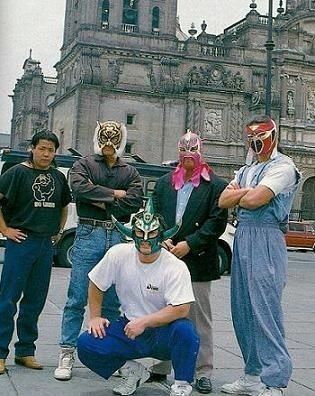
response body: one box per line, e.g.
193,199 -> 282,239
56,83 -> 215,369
89,243 -> 195,321
231,157 -> 297,196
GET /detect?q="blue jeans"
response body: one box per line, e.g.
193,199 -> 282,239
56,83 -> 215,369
0,236 -> 54,358
60,224 -> 122,348
77,317 -> 200,383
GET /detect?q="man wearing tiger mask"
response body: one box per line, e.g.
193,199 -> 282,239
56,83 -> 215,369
54,121 -> 143,381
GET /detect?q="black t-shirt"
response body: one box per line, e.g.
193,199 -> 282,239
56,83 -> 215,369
0,164 -> 72,237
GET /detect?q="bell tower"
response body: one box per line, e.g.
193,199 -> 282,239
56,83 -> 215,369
61,0 -> 178,51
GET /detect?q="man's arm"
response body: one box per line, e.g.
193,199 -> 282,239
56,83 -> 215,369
108,167 -> 143,217
52,205 -> 69,245
219,183 -> 274,210
239,185 -> 274,209
70,159 -> 116,204
124,303 -> 190,340
0,193 -> 27,243
87,281 -> 110,339
218,182 -> 251,209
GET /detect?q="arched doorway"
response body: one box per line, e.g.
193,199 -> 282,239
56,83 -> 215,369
301,176 -> 315,220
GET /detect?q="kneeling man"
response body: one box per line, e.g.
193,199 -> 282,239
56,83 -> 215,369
77,198 -> 199,396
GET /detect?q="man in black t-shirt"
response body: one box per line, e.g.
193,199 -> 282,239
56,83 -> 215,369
0,130 -> 72,375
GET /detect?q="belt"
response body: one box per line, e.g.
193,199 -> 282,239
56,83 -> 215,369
79,218 -> 115,230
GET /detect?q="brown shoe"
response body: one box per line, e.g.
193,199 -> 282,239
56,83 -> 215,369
0,359 -> 6,374
15,356 -> 43,370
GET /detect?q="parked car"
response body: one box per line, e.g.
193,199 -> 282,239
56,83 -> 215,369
285,220 -> 315,252
0,149 -> 235,274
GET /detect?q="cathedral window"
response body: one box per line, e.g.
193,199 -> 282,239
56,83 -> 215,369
101,0 -> 109,29
126,113 -> 136,125
122,0 -> 139,32
310,0 -> 315,10
152,7 -> 160,34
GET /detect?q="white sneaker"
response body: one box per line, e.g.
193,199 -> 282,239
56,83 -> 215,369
221,375 -> 266,395
170,383 -> 193,396
258,388 -> 284,396
113,366 -> 130,377
113,361 -> 150,395
54,347 -> 75,381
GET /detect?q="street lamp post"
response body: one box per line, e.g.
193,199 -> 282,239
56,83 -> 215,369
265,0 -> 275,116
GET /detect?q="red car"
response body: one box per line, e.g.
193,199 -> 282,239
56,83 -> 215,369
285,221 -> 315,251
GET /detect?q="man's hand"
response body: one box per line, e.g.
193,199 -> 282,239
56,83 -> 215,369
124,318 -> 146,340
227,181 -> 240,190
114,190 -> 127,199
161,238 -> 174,251
88,317 -> 110,338
51,233 -> 62,245
2,227 -> 27,243
170,241 -> 190,259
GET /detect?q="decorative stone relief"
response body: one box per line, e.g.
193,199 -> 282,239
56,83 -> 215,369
80,49 -> 93,84
159,57 -> 185,94
230,103 -> 244,142
287,90 -> 295,117
203,108 -> 223,139
186,64 -> 245,91
306,88 -> 315,121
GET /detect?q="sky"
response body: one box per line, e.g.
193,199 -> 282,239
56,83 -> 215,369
0,0 -> 271,133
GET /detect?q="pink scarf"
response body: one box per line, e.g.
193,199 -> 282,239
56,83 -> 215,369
172,162 -> 212,190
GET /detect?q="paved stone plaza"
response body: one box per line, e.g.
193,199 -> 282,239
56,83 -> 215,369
0,251 -> 314,395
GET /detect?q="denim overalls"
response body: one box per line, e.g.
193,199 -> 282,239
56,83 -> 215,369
231,153 -> 300,388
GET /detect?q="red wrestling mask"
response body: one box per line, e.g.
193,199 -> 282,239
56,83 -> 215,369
246,118 -> 277,156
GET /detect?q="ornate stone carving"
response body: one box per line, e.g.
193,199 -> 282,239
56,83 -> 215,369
306,88 -> 315,121
230,103 -> 244,142
78,48 -> 102,85
204,108 -> 223,139
287,90 -> 295,116
186,64 -> 245,91
159,58 -> 185,94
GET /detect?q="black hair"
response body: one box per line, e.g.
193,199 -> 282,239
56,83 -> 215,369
30,129 -> 59,150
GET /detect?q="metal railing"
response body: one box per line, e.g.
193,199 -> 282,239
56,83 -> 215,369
121,23 -> 139,33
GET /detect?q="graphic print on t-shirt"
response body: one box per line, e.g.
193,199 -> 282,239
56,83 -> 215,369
32,173 -> 56,207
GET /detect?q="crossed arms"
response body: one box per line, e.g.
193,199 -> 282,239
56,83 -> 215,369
218,181 -> 275,210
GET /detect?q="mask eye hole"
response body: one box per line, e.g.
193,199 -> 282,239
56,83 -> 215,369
135,229 -> 144,238
190,145 -> 198,152
148,230 -> 159,239
179,147 -> 186,152
251,140 -> 263,153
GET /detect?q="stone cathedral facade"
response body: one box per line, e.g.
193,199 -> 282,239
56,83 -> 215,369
10,0 -> 315,219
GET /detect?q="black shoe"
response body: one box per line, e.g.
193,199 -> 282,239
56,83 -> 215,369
195,377 -> 212,394
146,372 -> 167,383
